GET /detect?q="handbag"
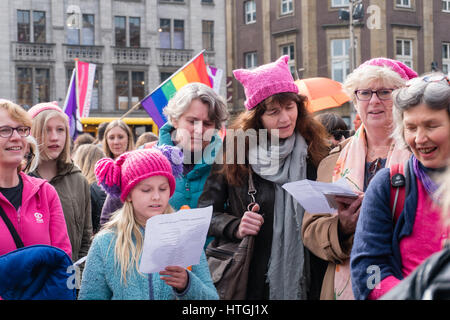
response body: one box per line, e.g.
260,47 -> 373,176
0,205 -> 24,249
205,168 -> 258,300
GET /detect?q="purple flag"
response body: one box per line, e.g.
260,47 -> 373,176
64,69 -> 79,139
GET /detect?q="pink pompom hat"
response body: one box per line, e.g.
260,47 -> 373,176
28,101 -> 65,119
233,55 -> 299,110
95,147 -> 183,202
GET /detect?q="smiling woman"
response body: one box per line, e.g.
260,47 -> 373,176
350,73 -> 450,300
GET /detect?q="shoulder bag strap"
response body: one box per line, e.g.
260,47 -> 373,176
247,167 -> 257,211
0,205 -> 24,249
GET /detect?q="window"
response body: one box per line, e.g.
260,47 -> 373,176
443,43 -> 450,75
202,21 -> 214,51
443,0 -> 450,12
331,39 -> 350,83
67,14 -> 95,45
159,19 -> 184,49
244,1 -> 256,24
17,67 -> 50,109
244,52 -> 258,69
115,71 -> 145,110
114,16 -> 140,47
396,39 -> 413,68
17,10 -> 46,43
281,44 -> 296,76
129,17 -> 140,47
201,0 -> 214,3
396,0 -> 411,8
331,0 -> 349,8
17,10 -> 30,42
173,20 -> 184,49
115,16 -> 126,47
281,0 -> 293,15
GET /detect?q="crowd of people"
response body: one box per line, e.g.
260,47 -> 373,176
0,54 -> 449,301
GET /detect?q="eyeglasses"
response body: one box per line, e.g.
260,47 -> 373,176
331,130 -> 351,141
422,75 -> 450,85
354,89 -> 394,101
0,126 -> 31,138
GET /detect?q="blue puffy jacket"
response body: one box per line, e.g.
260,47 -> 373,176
0,245 -> 76,300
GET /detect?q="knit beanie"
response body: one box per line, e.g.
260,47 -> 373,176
95,146 -> 183,202
28,101 -> 64,119
357,58 -> 418,80
233,55 -> 299,110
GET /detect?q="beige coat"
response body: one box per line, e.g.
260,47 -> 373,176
301,139 -> 353,300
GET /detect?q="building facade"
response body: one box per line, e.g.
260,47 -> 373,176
227,0 -> 450,124
0,0 -> 226,117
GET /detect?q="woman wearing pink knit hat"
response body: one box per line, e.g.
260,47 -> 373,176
198,55 -> 330,300
79,146 -> 218,300
302,58 -> 416,300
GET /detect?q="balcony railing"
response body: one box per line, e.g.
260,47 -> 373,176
113,47 -> 150,65
63,44 -> 104,63
156,48 -> 194,67
12,42 -> 56,62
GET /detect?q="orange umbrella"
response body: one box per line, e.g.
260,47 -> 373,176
295,78 -> 351,113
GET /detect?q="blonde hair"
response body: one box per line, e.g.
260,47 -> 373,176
72,144 -> 105,184
103,120 -> 135,159
99,200 -> 174,284
31,110 -> 72,164
343,65 -> 407,105
0,99 -> 32,128
22,135 -> 40,173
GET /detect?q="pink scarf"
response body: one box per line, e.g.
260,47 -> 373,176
332,125 -> 411,300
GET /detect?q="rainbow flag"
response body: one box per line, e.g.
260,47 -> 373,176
140,51 -> 211,128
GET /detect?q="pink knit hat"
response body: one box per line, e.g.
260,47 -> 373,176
95,146 -> 183,202
28,101 -> 64,119
233,55 -> 299,110
357,58 -> 418,80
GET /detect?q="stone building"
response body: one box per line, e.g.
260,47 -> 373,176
0,0 -> 226,118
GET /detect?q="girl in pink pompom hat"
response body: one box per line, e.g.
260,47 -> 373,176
79,146 -> 219,300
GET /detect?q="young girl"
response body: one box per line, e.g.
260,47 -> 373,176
78,147 -> 218,300
27,102 -> 92,262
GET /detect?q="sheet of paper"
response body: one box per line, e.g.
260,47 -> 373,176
282,179 -> 358,214
138,206 -> 213,274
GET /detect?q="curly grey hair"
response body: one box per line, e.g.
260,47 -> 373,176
163,82 -> 228,129
392,73 -> 450,149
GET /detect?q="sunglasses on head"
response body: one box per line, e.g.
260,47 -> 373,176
422,75 -> 450,85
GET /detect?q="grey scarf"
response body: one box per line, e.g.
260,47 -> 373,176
249,132 -> 308,300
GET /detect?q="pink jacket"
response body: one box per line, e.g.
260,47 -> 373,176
0,172 -> 72,258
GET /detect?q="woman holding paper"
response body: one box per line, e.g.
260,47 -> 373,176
351,73 -> 450,299
78,147 -> 218,300
301,58 -> 416,300
198,55 -> 330,300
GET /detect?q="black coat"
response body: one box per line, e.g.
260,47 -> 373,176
197,157 -> 326,300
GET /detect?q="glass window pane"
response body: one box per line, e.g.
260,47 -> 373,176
132,72 -> 145,104
159,19 -> 171,49
332,40 -> 343,57
116,71 -> 129,110
115,16 -> 126,47
33,11 -> 46,43
67,28 -> 80,45
17,10 -> 30,42
82,14 -> 95,45
173,20 -> 184,49
404,41 -> 411,56
35,68 -> 50,103
17,68 -> 32,108
396,40 -> 403,55
202,20 -> 214,51
129,17 -> 140,48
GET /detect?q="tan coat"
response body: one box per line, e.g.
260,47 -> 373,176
301,139 -> 353,300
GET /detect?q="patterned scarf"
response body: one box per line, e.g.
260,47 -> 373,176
332,125 -> 411,300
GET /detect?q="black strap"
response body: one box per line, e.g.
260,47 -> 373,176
0,205 -> 24,248
247,167 -> 257,211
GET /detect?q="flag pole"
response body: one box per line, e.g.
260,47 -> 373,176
119,49 -> 207,120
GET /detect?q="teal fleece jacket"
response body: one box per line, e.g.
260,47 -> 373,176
78,230 -> 218,300
157,123 -> 223,210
